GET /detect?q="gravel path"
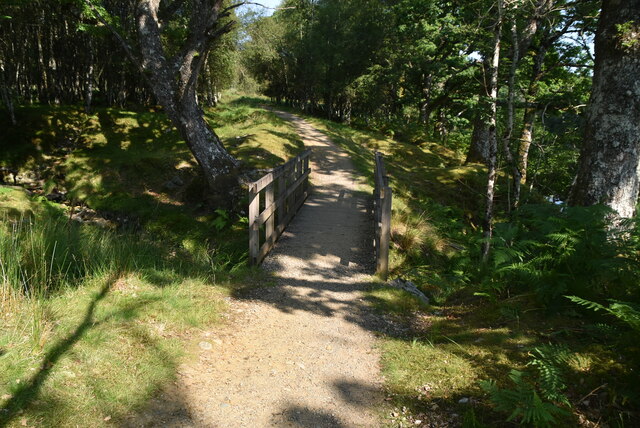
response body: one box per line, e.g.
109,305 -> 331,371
126,111 -> 384,427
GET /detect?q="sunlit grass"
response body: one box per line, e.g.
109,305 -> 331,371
0,274 -> 227,427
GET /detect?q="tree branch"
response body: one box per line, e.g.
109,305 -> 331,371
222,1 -> 296,15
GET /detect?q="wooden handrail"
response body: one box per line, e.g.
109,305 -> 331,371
249,150 -> 311,265
374,152 -> 392,279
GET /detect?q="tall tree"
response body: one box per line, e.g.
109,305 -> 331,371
481,0 -> 503,260
569,0 -> 640,219
86,0 -> 241,191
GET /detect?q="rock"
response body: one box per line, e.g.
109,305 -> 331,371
164,175 -> 184,190
199,341 -> 213,351
45,191 -> 66,202
458,397 -> 470,404
387,278 -> 430,305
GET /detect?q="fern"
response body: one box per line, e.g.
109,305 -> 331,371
527,345 -> 573,405
481,369 -> 568,427
481,345 -> 573,426
567,296 -> 640,332
473,205 -> 640,307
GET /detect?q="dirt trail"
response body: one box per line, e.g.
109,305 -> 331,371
127,111 -> 384,427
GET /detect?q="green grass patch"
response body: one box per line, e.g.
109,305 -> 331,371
1,274 -> 226,427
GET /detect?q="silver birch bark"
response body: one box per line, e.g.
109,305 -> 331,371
482,0 -> 503,261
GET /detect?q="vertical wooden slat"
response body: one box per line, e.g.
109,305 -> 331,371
277,167 -> 286,233
265,181 -> 274,250
377,186 -> 392,279
248,184 -> 260,265
303,153 -> 310,193
285,161 -> 292,217
374,152 -> 392,279
295,156 -> 302,206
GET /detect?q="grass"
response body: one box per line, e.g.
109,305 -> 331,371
1,274 -> 225,427
0,94 -> 302,427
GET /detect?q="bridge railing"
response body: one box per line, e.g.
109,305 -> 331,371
374,152 -> 392,279
248,150 -> 311,265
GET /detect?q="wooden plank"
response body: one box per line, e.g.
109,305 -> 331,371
257,169 -> 310,225
265,181 -> 275,252
377,185 -> 392,279
303,155 -> 310,193
294,157 -> 302,206
277,167 -> 286,235
248,150 -> 312,265
252,170 -> 276,194
248,184 -> 260,266
249,150 -> 310,193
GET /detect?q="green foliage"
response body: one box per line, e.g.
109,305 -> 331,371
481,370 -> 567,427
567,296 -> 640,332
527,345 -> 574,405
468,205 -> 640,308
616,21 -> 640,50
211,208 -> 230,231
1,213 -> 172,297
481,345 -> 574,426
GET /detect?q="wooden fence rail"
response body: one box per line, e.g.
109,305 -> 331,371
374,152 -> 392,279
249,150 -> 311,265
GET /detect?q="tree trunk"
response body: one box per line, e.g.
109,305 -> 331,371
466,58 -> 491,165
502,20 -> 520,211
419,73 -> 433,125
133,0 -> 238,191
0,60 -> 16,125
482,0 -> 503,261
466,111 -> 491,164
84,43 -> 94,114
516,43 -> 548,204
569,0 -> 640,219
